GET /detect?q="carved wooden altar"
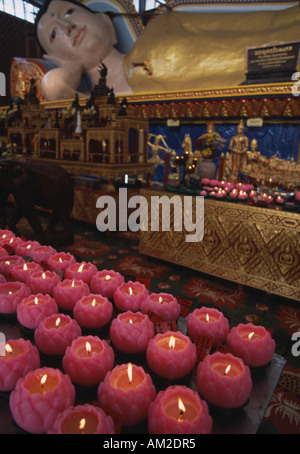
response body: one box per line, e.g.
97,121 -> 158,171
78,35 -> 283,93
139,189 -> 300,302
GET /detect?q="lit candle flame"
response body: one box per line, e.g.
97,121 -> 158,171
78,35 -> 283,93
224,364 -> 231,375
129,319 -> 133,324
92,298 -> 96,307
178,397 -> 186,415
27,244 -> 31,249
128,363 -> 133,384
5,261 -> 10,265
8,291 -> 12,295
56,317 -> 61,328
105,275 -> 111,281
23,263 -> 28,271
158,296 -> 163,304
59,257 -> 63,263
78,263 -> 84,272
128,287 -> 133,296
2,234 -> 6,239
40,374 -> 47,387
34,297 -> 39,305
206,313 -> 210,322
71,280 -> 75,288
78,418 -> 86,431
86,341 -> 91,355
5,343 -> 12,354
169,336 -> 176,349
42,272 -> 46,279
10,238 -> 13,244
248,332 -> 255,340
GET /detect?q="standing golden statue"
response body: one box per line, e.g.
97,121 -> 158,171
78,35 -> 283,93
228,120 -> 249,179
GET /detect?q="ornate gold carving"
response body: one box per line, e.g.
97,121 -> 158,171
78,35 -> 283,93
139,189 -> 300,301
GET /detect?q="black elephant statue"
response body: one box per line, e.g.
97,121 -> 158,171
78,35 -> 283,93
0,159 -> 74,246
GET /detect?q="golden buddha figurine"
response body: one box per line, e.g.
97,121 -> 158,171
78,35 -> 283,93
229,120 -> 249,178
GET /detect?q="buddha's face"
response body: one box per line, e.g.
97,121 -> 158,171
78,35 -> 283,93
37,1 -> 117,70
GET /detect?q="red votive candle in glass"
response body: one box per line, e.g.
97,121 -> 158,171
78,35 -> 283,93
30,245 -> 57,264
97,363 -> 156,427
90,269 -> 125,299
110,311 -> 154,354
26,270 -> 61,296
62,335 -> 114,387
47,252 -> 76,275
17,293 -> 58,331
148,385 -> 212,434
0,281 -> 30,315
146,331 -> 197,381
10,261 -> 43,283
141,292 -> 181,322
9,367 -> 75,434
34,313 -> 81,356
187,307 -> 230,347
64,261 -> 97,284
196,351 -> 252,409
53,278 -> 90,311
113,280 -> 149,312
48,404 -> 115,434
0,255 -> 24,277
0,338 -> 40,392
226,322 -> 276,368
73,294 -> 113,330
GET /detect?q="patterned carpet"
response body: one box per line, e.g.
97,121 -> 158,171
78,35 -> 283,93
6,216 -> 300,434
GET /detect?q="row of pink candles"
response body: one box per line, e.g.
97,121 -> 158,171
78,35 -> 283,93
199,179 -> 285,204
0,229 -> 276,434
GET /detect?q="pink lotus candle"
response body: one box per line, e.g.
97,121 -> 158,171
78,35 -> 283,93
14,240 -> 39,258
113,280 -> 149,312
146,331 -> 197,380
0,281 -> 30,315
226,322 -> 275,367
229,188 -> 238,199
9,367 -> 75,434
0,229 -> 15,246
187,307 -> 229,347
238,190 -> 248,200
97,363 -> 156,427
64,261 -> 97,284
26,270 -> 61,296
73,294 -> 113,330
53,278 -> 90,311
148,385 -> 212,434
110,311 -> 154,354
276,195 -> 284,204
10,261 -> 43,283
62,335 -> 114,387
201,178 -> 210,186
200,190 -> 207,196
34,313 -> 81,356
0,247 -> 8,258
47,252 -> 76,274
17,293 -> 58,331
0,338 -> 40,392
0,255 -> 24,276
141,292 -> 181,322
30,245 -> 56,264
0,235 -> 24,254
48,403 -> 115,434
90,269 -> 125,299
196,351 -> 252,409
